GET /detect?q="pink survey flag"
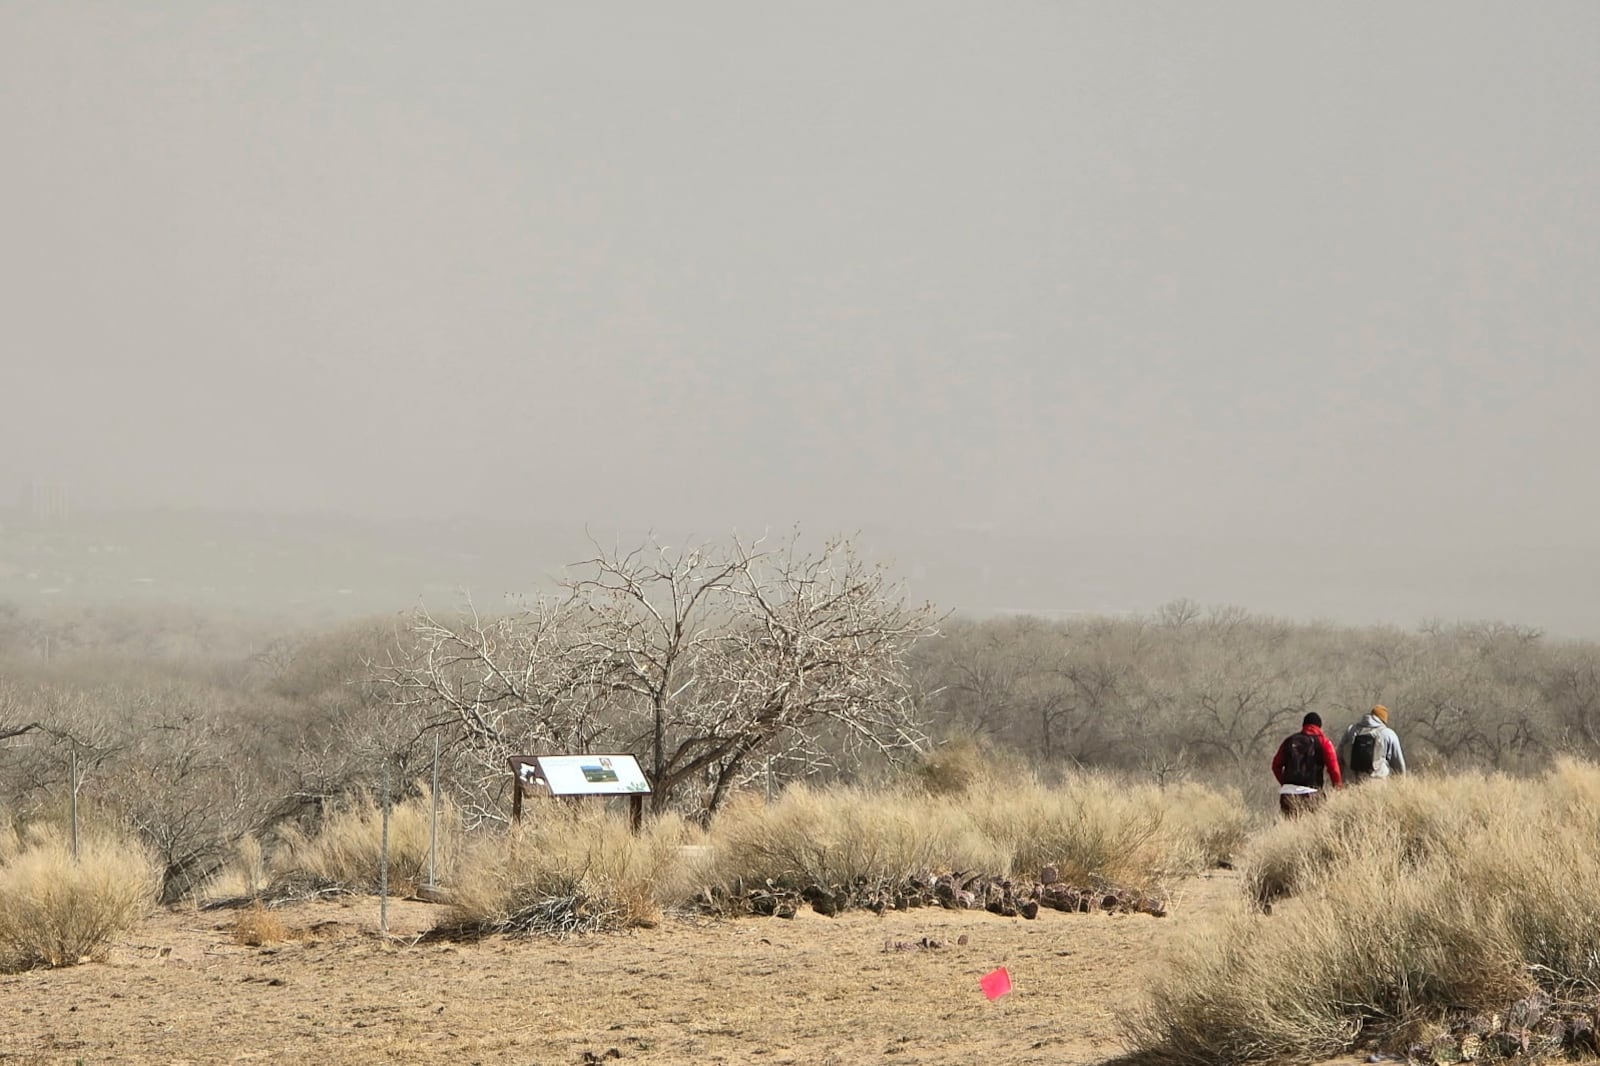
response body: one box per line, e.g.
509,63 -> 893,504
979,967 -> 1012,1000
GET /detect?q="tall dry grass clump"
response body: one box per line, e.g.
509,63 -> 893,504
708,765 -> 1245,897
0,811 -> 21,864
1160,779 -> 1253,868
195,833 -> 269,904
445,804 -> 699,937
710,783 -> 1009,889
230,900 -> 291,947
906,736 -> 1027,797
1126,761 -> 1600,1064
270,787 -> 460,896
1239,771 -> 1523,906
972,773 -> 1247,892
0,826 -> 161,971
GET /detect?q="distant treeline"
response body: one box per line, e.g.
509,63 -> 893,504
2,596 -> 1598,900
914,601 -> 1600,791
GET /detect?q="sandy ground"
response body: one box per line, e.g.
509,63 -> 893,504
0,869 -> 1370,1066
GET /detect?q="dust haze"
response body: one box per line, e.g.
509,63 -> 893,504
3,3 -> 1597,634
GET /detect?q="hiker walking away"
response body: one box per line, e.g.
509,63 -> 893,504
1338,704 -> 1406,782
1271,711 -> 1343,818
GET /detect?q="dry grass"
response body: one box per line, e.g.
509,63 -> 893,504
0,826 -> 161,971
1125,760 -> 1600,1064
1161,779 -> 1254,868
239,760 -> 1243,942
444,804 -> 700,936
426,764 -> 1241,938
0,811 -> 18,864
709,783 -> 1010,889
269,787 -> 460,897
707,770 -> 1245,897
983,774 -> 1246,890
230,900 -> 290,946
906,735 -> 1029,797
196,833 -> 269,903
1239,771 -> 1525,906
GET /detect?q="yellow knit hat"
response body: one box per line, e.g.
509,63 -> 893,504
1372,704 -> 1389,723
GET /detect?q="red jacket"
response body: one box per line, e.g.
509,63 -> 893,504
1271,724 -> 1342,789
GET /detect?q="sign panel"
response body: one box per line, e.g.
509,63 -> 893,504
514,753 -> 651,796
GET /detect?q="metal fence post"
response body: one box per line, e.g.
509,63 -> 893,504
69,743 -> 79,863
379,757 -> 391,937
428,734 -> 440,888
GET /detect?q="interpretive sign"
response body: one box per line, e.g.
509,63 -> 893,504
507,753 -> 652,828
531,754 -> 650,796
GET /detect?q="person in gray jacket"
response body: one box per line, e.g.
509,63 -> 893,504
1338,704 -> 1406,781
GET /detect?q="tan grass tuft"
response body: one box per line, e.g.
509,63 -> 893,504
710,783 -> 1008,889
230,900 -> 290,946
270,787 -> 460,896
196,833 -> 269,904
0,826 -> 161,971
707,771 -> 1238,897
0,812 -> 18,865
1127,762 -> 1600,1064
906,737 -> 1028,797
445,805 -> 696,937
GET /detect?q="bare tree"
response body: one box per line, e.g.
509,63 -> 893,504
0,678 -> 123,813
1543,646 -> 1600,755
104,709 -> 277,901
687,535 -> 938,810
1182,660 -> 1316,770
374,533 -> 941,817
0,674 -> 53,745
367,597 -> 595,821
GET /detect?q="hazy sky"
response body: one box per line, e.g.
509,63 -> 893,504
4,3 -> 1598,557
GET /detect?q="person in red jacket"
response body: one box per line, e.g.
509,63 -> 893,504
1271,711 -> 1343,818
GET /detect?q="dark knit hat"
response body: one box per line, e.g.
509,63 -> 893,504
1302,711 -> 1322,728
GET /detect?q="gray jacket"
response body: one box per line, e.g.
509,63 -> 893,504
1337,713 -> 1406,779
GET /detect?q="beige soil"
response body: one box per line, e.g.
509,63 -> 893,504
0,869 -> 1368,1066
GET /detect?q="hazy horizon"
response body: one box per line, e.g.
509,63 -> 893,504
4,3 -> 1597,634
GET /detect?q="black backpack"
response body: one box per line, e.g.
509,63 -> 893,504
1350,727 -> 1383,775
1280,732 -> 1324,788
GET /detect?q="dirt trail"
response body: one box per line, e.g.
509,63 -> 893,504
0,869 -> 1361,1066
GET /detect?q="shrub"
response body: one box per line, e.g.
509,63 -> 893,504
196,833 -> 269,904
0,811 -> 18,865
444,805 -> 697,937
710,784 -> 1008,890
707,772 -> 1239,898
0,828 -> 160,971
973,774 -> 1231,892
1240,772 -> 1525,906
269,787 -> 459,896
906,736 -> 1026,797
1126,762 -> 1600,1064
230,900 -> 290,946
